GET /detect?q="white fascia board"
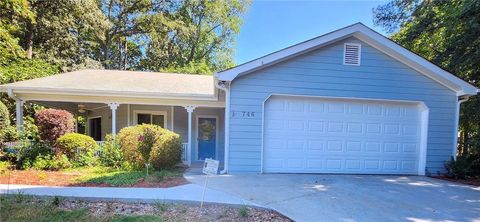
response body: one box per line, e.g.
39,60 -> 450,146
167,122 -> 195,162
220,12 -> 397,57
216,23 -> 478,96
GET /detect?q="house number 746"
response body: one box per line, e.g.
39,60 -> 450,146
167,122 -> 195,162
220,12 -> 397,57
231,111 -> 255,118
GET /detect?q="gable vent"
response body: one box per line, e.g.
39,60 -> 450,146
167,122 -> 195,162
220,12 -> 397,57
343,43 -> 361,66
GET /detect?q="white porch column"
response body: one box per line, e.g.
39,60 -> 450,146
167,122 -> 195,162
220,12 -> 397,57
108,103 -> 120,136
184,105 -> 196,166
15,99 -> 24,132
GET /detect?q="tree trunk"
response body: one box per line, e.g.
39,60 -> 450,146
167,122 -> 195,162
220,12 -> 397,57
123,39 -> 128,70
103,33 -> 111,68
25,21 -> 34,59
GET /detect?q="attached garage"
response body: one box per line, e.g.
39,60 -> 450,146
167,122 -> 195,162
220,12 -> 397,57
215,23 -> 478,175
263,95 -> 427,175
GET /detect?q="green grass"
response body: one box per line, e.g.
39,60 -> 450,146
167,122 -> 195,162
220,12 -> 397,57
0,195 -> 165,222
70,166 -> 183,186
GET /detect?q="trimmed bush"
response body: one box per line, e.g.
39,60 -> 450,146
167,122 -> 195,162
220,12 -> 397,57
99,134 -> 124,168
35,109 -> 74,143
56,133 -> 98,166
117,124 -> 182,170
149,131 -> 182,170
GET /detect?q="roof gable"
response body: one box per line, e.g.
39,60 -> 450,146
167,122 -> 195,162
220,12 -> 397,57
216,23 -> 478,96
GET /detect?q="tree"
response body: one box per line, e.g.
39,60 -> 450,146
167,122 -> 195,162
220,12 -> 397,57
23,0 -> 111,71
0,0 -> 34,64
140,0 -> 248,74
97,0 -> 165,70
374,0 -> 480,157
0,0 -> 59,123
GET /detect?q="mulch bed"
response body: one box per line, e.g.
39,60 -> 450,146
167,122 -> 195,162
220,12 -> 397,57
0,169 -> 188,188
431,175 -> 480,187
59,199 -> 292,222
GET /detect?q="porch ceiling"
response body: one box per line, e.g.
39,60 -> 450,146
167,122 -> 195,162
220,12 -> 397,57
0,69 -> 225,107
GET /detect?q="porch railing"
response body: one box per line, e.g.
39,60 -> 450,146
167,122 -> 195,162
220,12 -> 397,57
3,141 -> 21,149
95,141 -> 105,157
181,142 -> 188,162
3,141 -> 189,163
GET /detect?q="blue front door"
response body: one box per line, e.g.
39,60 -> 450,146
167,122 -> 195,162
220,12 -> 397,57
198,117 -> 216,160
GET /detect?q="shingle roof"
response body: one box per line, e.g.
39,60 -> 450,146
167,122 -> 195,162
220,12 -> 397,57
0,69 -> 216,98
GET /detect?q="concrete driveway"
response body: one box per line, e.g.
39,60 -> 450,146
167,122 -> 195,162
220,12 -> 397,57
185,174 -> 480,222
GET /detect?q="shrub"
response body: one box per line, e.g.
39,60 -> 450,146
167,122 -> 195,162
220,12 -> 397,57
35,109 -> 74,143
149,131 -> 182,169
32,154 -> 71,170
0,101 -> 10,129
117,124 -> 181,170
17,141 -> 53,169
444,155 -> 480,179
56,133 -> 98,166
117,125 -> 149,169
99,134 -> 124,168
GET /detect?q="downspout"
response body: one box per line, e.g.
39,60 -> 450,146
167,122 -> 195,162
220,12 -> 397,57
452,96 -> 470,159
214,77 -> 230,174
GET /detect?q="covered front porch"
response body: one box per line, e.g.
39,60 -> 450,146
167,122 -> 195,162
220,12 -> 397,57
1,69 -> 227,168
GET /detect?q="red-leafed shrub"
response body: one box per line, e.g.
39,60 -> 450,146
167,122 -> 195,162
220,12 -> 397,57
35,109 -> 74,143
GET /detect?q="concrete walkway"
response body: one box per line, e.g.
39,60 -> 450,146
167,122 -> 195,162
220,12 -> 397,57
185,174 -> 480,222
0,183 -> 254,206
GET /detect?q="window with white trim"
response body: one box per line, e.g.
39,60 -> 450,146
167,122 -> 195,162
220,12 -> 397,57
134,111 -> 167,128
343,43 -> 361,66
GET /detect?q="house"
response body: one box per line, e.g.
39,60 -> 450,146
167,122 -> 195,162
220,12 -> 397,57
1,23 -> 478,175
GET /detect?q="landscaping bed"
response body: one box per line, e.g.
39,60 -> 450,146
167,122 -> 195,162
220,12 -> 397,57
0,166 -> 188,188
0,195 -> 292,222
431,176 -> 480,187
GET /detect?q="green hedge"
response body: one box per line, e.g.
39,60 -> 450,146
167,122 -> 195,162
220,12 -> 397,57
117,124 -> 181,170
56,133 -> 98,166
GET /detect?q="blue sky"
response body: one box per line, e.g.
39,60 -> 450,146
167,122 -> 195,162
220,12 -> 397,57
234,0 -> 388,64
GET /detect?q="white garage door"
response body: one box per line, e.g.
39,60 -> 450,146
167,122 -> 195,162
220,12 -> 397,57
263,96 -> 422,174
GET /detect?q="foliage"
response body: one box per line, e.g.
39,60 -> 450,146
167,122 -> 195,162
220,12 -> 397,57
99,134 -> 124,168
0,0 -> 34,65
34,109 -> 74,143
56,133 -> 98,167
140,0 -> 249,72
117,124 -> 181,170
149,130 -> 182,170
22,0 -> 110,70
32,154 -> 71,171
444,155 -> 480,179
0,59 -> 59,123
0,100 -> 10,128
16,140 -> 52,169
73,166 -> 183,187
374,0 -> 480,175
238,206 -> 249,218
0,196 -> 170,222
138,127 -> 156,164
0,161 -> 9,174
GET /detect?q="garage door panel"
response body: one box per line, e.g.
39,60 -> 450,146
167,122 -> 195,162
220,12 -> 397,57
264,96 -> 421,174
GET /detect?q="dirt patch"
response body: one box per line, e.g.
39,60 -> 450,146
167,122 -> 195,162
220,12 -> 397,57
431,176 -> 480,187
58,199 -> 292,222
0,169 -> 188,188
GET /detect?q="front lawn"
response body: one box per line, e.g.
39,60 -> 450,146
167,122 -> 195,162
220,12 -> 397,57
0,166 -> 187,187
0,195 -> 291,222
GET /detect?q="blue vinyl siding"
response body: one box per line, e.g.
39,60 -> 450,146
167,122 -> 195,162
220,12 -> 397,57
228,37 -> 457,174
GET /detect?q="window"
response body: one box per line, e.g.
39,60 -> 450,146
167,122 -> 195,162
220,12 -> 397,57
135,111 -> 166,128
